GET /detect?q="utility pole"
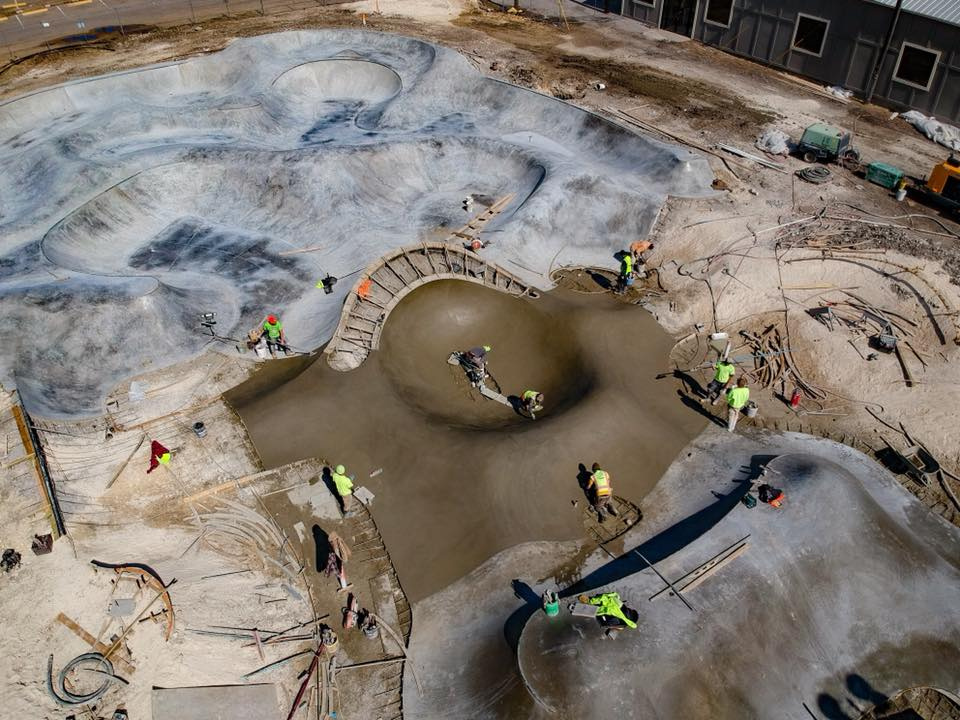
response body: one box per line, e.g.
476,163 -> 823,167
865,0 -> 903,104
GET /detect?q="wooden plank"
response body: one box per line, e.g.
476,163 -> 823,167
57,612 -> 111,654
675,543 -> 749,594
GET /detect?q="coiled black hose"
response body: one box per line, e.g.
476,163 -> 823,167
46,652 -> 125,706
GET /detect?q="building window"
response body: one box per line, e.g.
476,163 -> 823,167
893,43 -> 940,91
791,14 -> 829,57
704,0 -> 734,28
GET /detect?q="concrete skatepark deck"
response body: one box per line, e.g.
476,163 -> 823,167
0,29 -> 714,418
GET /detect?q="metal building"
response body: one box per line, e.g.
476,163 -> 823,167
607,0 -> 960,122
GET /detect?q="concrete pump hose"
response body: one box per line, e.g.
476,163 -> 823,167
46,652 -> 120,706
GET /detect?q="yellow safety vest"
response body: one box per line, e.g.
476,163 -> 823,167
592,470 -> 612,497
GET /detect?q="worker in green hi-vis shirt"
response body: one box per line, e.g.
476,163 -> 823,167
726,376 -> 750,432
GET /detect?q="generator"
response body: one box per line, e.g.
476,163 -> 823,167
866,162 -> 905,190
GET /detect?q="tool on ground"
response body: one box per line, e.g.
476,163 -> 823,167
757,484 -> 785,508
1,548 -> 21,572
31,533 -> 53,555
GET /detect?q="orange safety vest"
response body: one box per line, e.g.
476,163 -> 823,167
592,470 -> 612,497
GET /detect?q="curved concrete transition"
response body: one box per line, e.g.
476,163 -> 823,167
399,430 -> 960,720
0,29 -> 714,418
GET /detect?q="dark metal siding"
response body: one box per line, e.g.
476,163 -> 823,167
613,0 -> 960,121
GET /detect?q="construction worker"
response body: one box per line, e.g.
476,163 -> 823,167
616,253 -> 634,294
262,314 -> 287,357
579,591 -> 638,631
586,463 -> 618,520
629,240 -> 655,278
462,345 -> 491,384
521,390 -> 544,418
704,358 -> 736,405
725,376 -> 750,432
331,464 -> 355,514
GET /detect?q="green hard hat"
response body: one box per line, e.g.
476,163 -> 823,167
335,464 -> 346,474
483,345 -> 492,352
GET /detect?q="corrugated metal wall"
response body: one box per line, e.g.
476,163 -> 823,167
615,0 -> 960,121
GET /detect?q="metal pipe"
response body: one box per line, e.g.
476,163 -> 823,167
865,0 -> 903,103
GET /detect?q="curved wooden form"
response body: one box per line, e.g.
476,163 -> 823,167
325,242 -> 535,371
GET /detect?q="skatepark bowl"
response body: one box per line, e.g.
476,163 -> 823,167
0,29 -> 714,419
229,279 -> 708,603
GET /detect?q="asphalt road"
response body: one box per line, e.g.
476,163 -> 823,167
0,0 -> 339,58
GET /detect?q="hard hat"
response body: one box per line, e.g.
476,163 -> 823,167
483,345 -> 491,352
335,464 -> 346,475
267,314 -> 277,324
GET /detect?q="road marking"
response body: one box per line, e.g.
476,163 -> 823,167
1,2 -> 26,9
65,0 -> 94,4
20,6 -> 49,14
56,4 -> 66,15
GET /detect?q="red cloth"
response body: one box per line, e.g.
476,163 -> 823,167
147,440 -> 170,474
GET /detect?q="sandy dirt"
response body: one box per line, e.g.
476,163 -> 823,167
229,280 -> 707,601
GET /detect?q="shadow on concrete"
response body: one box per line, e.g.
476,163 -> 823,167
671,369 -> 707,399
576,462 -> 593,499
502,457 -> 768,649
678,389 -> 727,428
319,466 -> 344,513
816,673 -> 892,720
312,523 -> 331,573
511,579 -> 539,605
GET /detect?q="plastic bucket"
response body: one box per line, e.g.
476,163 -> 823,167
193,421 -> 207,438
745,402 -> 759,418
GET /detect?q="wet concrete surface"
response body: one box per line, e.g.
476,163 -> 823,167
228,280 -> 706,602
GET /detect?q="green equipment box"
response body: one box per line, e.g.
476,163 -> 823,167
866,162 -> 904,190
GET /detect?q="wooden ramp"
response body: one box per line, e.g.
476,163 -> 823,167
325,242 -> 534,372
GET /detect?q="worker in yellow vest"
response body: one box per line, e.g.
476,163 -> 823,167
616,253 -> 634,294
521,390 -> 544,419
704,358 -> 736,405
726,376 -> 750,432
331,464 -> 355,515
579,591 -> 639,632
587,463 -> 618,521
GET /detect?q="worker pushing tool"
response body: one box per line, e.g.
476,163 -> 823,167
461,345 -> 491,386
261,314 -> 288,357
586,463 -> 618,521
703,357 -> 736,405
578,591 -> 639,634
330,464 -> 355,516
521,390 -> 544,419
725,376 -> 750,432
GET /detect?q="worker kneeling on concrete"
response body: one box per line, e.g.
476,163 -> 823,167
726,377 -> 750,432
629,240 -> 655,278
580,592 -> 638,632
521,390 -> 544,418
616,253 -> 634,294
262,314 -> 288,357
587,463 -> 618,521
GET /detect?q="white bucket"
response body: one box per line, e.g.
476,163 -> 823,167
746,401 -> 759,418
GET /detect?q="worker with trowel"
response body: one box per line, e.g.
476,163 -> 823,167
725,377 -> 750,432
331,464 -> 355,515
587,463 -> 618,521
462,345 -> 491,385
703,358 -> 736,405
521,390 -> 544,419
261,314 -> 288,357
578,591 -> 638,633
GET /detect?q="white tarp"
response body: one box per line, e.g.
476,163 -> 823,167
899,110 -> 960,152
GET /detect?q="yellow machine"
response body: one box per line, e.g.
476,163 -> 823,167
915,155 -> 960,218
